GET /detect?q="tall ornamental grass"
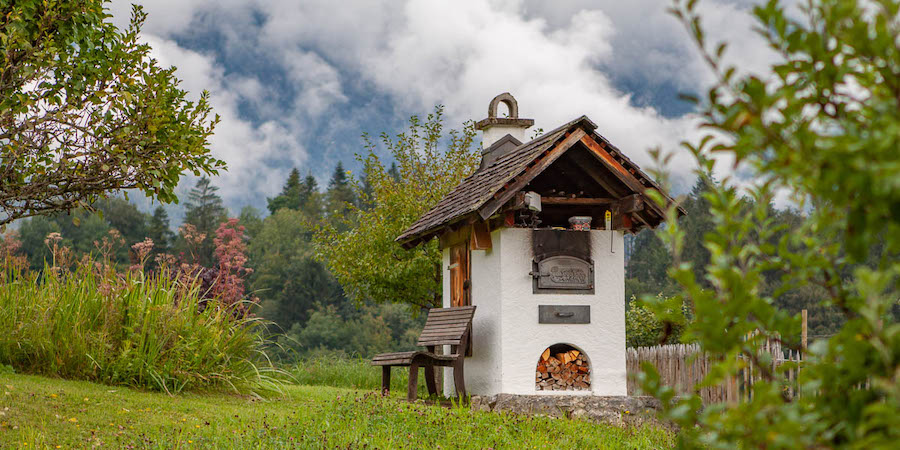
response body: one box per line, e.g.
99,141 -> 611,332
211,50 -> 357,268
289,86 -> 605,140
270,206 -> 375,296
0,265 -> 282,396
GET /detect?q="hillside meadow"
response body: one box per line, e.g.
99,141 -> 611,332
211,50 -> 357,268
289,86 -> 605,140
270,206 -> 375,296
0,370 -> 673,449
0,247 -> 671,448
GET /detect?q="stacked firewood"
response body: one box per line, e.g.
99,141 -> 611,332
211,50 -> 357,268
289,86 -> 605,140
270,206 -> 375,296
535,348 -> 590,391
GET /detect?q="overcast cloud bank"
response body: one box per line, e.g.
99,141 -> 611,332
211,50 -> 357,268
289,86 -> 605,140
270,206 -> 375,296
110,0 -> 782,216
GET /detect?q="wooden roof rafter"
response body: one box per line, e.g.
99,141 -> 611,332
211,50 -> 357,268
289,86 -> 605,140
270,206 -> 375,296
578,134 -> 668,219
478,128 -> 587,221
395,115 -> 683,248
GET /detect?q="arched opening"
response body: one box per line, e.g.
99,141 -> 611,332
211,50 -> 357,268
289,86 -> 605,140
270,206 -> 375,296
535,343 -> 590,391
487,92 -> 519,119
495,100 -> 511,118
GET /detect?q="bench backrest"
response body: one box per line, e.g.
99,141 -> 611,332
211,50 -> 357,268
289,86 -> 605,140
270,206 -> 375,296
416,306 -> 476,348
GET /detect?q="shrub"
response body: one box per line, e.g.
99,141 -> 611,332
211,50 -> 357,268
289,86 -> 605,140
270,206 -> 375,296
276,303 -> 424,360
211,218 -> 253,309
626,296 -> 688,348
637,0 -> 900,447
0,263 -> 281,396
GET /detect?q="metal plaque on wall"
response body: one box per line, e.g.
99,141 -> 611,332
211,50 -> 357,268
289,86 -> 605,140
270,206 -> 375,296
538,305 -> 591,324
532,255 -> 594,294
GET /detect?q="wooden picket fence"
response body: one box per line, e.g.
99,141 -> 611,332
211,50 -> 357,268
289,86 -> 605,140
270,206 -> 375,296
626,341 -> 804,405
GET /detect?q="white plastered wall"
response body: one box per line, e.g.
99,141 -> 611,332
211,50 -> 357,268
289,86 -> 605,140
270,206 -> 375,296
481,126 -> 527,148
442,229 -> 504,396
443,227 -> 627,397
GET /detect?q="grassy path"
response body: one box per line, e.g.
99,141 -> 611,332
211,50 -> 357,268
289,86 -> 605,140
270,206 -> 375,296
0,373 -> 673,449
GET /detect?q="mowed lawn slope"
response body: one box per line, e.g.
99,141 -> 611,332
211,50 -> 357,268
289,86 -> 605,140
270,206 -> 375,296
0,372 -> 673,449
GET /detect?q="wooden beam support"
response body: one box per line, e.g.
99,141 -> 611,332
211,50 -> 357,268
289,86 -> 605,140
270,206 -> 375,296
566,149 -> 629,198
618,194 -> 644,214
470,222 -> 492,250
580,134 -> 647,192
632,210 -> 652,228
579,134 -> 667,217
611,203 -> 623,230
439,224 -> 471,249
541,197 -> 616,206
504,210 -> 515,227
478,128 -> 587,220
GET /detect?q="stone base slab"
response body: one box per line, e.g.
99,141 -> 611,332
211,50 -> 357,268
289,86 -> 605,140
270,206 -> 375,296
470,394 -> 668,428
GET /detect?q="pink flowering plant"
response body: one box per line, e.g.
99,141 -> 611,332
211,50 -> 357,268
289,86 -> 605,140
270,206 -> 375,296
212,218 -> 257,315
0,232 -> 29,283
177,223 -> 206,264
0,227 -> 281,395
130,237 -> 155,273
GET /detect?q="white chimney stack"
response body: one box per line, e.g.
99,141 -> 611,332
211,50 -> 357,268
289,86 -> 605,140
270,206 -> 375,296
475,93 -> 534,170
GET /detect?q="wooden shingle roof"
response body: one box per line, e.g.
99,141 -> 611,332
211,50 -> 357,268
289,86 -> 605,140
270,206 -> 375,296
396,115 -> 681,248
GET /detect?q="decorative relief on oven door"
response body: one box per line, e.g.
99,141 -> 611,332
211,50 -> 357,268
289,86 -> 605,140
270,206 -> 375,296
531,255 -> 594,294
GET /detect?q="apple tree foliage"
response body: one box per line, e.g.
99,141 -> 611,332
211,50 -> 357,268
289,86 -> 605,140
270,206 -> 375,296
313,107 -> 479,309
0,1 -> 224,226
638,0 -> 900,447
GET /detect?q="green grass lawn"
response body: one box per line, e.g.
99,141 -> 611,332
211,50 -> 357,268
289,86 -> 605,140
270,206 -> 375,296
0,372 -> 673,449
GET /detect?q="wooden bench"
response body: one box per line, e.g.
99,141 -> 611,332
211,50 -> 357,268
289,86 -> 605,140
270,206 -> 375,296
371,305 -> 475,401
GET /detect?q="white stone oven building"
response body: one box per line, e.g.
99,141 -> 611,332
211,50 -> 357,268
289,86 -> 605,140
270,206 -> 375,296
396,93 -> 682,397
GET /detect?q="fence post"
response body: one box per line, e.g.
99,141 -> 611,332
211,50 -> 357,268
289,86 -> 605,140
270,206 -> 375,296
801,309 -> 808,352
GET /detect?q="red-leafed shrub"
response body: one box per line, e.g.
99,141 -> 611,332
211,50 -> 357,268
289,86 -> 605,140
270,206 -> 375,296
212,218 -> 253,310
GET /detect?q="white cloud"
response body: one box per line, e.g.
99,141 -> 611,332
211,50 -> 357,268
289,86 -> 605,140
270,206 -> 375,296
143,36 -> 308,210
282,50 -> 348,117
520,0 -> 782,90
112,0 -> 787,211
251,0 -> 708,190
249,0 -> 783,191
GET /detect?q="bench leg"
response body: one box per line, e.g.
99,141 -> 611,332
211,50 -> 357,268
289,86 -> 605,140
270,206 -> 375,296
453,361 -> 466,400
381,366 -> 391,396
424,364 -> 437,396
407,362 -> 419,402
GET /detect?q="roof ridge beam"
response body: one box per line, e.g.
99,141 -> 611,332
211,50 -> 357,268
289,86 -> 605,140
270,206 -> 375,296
477,128 -> 587,220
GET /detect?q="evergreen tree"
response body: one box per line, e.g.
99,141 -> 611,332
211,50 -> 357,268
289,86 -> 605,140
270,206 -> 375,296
147,206 -> 175,254
238,206 -> 263,240
678,176 -> 715,287
626,228 -> 673,300
357,171 -> 375,211
51,209 -> 112,258
325,162 -> 356,221
267,168 -> 302,214
17,199 -> 151,268
298,173 -> 324,220
96,198 -> 150,250
182,177 -> 227,266
625,176 -> 712,300
387,162 -> 400,182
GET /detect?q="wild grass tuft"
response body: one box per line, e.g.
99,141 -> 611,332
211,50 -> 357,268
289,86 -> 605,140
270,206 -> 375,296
0,264 -> 282,396
1,373 -> 676,448
289,352 -> 415,393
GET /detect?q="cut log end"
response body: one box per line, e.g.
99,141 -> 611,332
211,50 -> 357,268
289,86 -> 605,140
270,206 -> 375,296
535,352 -> 590,391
